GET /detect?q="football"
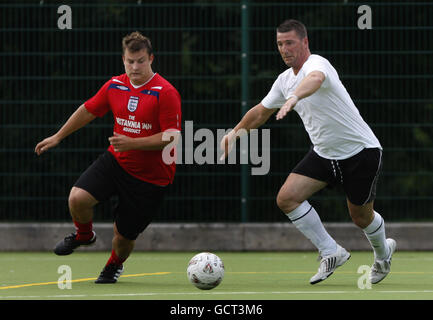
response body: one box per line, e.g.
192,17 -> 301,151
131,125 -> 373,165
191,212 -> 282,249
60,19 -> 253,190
187,252 -> 225,290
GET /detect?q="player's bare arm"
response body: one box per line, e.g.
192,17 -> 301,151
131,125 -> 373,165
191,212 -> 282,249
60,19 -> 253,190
35,104 -> 96,155
220,103 -> 276,160
108,131 -> 180,152
276,71 -> 325,120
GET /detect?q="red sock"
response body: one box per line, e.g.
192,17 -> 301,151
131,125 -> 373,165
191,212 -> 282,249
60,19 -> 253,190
73,220 -> 93,242
106,250 -> 126,266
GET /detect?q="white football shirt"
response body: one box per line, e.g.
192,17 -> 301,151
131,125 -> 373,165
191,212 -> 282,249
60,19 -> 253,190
261,54 -> 381,160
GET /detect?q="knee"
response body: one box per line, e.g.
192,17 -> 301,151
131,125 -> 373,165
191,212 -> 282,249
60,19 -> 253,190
68,189 -> 81,212
347,200 -> 374,229
349,209 -> 373,229
352,217 -> 370,229
113,232 -> 133,244
113,227 -> 135,249
68,187 -> 94,212
113,223 -> 136,243
276,189 -> 300,213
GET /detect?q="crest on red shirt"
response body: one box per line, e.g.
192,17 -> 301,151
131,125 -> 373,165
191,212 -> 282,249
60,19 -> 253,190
127,96 -> 139,112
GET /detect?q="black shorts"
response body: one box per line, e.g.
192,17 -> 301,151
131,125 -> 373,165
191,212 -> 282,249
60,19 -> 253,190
292,147 -> 383,206
74,151 -> 168,240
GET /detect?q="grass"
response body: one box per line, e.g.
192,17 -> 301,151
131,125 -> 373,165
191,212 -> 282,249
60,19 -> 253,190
0,251 -> 433,300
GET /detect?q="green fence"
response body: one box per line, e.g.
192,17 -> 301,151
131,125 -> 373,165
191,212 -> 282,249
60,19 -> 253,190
1,1 -> 433,223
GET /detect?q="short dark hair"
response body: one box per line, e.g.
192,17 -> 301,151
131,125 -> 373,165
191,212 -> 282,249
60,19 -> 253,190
277,19 -> 308,39
122,31 -> 153,55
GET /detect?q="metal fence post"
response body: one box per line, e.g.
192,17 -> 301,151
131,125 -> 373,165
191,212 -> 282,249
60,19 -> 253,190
241,0 -> 249,222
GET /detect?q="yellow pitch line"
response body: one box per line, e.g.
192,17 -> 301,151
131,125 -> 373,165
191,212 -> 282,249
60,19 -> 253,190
0,272 -> 171,290
2,270 -> 431,290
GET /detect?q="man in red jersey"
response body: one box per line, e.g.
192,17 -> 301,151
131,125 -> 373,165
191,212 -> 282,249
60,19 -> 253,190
35,32 -> 181,283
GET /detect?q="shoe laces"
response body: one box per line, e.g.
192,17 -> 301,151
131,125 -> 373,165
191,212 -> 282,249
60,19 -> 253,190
318,256 -> 337,273
100,263 -> 123,277
64,233 -> 78,242
372,259 -> 391,273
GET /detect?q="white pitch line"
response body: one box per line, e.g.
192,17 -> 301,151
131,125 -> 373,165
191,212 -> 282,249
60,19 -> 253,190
2,290 -> 433,299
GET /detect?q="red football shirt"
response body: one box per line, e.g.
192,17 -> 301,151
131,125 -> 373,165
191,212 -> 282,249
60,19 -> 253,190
84,73 -> 181,185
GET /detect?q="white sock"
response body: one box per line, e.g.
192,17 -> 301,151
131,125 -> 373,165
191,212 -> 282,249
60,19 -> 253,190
286,200 -> 337,256
363,211 -> 389,260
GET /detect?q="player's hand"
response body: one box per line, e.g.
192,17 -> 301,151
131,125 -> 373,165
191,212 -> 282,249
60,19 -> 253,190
108,132 -> 134,152
276,95 -> 299,120
34,135 -> 61,156
219,130 -> 236,161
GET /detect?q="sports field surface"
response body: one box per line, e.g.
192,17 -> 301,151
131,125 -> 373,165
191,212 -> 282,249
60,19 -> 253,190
0,251 -> 432,300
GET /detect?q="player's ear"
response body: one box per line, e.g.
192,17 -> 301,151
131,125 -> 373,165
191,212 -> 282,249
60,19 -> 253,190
149,53 -> 154,64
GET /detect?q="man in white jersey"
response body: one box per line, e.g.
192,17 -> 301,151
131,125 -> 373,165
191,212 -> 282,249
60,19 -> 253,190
221,19 -> 396,285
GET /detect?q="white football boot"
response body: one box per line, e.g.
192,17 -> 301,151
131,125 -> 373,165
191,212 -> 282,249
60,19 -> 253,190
310,244 -> 351,284
370,238 -> 396,284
